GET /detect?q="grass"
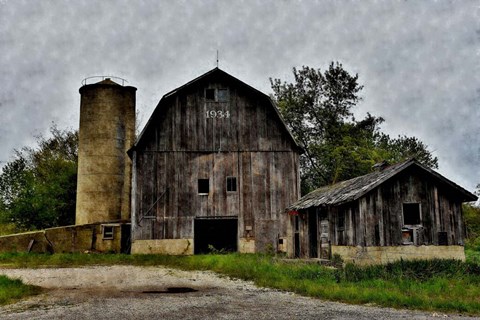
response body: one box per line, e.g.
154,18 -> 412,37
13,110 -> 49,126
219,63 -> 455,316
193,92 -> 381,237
0,252 -> 480,314
0,275 -> 40,305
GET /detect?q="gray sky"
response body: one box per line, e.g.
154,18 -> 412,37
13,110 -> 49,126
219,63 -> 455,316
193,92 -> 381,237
0,0 -> 478,193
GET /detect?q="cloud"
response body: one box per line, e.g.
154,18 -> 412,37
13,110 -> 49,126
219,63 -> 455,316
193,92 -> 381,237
0,0 -> 478,190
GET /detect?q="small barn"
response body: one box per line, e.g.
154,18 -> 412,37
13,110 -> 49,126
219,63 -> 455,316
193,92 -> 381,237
129,67 -> 301,255
286,159 -> 477,264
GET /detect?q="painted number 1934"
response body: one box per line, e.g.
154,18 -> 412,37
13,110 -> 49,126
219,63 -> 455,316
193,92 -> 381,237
206,110 -> 230,118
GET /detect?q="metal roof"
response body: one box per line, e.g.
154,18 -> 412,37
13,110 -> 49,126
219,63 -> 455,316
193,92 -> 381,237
287,158 -> 478,210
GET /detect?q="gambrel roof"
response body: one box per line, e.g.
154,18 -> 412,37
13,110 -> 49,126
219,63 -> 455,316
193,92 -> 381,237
288,158 -> 477,210
132,67 -> 302,152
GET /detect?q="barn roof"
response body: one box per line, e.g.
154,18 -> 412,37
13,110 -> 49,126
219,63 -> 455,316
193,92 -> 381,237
287,158 -> 478,210
133,67 -> 302,151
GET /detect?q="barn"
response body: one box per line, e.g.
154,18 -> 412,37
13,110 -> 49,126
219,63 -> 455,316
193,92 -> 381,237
286,159 -> 478,264
129,67 -> 302,255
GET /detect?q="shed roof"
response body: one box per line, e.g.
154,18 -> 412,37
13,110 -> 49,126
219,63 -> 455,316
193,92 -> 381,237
133,67 -> 302,152
287,158 -> 477,210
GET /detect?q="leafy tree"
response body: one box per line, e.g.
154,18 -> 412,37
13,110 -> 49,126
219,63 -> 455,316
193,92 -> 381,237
0,125 -> 78,230
271,62 -> 438,194
464,203 -> 480,249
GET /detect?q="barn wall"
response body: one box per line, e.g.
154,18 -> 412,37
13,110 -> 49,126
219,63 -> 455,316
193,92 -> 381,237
295,167 -> 467,260
352,169 -> 466,247
132,72 -> 300,253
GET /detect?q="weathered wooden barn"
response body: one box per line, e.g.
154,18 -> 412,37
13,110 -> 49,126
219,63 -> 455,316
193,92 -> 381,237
287,159 -> 478,264
129,68 -> 301,254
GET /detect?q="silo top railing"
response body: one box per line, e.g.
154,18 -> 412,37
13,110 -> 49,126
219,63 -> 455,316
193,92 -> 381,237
81,76 -> 128,86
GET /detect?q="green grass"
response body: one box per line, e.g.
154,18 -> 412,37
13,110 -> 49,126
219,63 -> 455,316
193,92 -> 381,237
1,252 -> 480,314
0,275 -> 40,305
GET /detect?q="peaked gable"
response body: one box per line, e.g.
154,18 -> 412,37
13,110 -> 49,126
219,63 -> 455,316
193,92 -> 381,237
133,68 -> 301,152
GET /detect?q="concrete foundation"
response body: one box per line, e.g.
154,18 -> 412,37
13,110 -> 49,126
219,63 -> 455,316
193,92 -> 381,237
131,239 -> 193,255
239,238 -> 255,253
0,223 -> 130,254
332,245 -> 466,265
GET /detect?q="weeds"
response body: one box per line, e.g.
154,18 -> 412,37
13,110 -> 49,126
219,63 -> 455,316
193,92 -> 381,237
0,252 -> 480,314
0,275 -> 40,305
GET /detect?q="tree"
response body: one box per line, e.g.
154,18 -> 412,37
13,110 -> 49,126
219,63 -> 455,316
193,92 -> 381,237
0,125 -> 78,230
271,62 -> 438,194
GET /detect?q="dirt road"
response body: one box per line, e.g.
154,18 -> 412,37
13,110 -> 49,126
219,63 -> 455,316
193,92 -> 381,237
0,266 -> 476,319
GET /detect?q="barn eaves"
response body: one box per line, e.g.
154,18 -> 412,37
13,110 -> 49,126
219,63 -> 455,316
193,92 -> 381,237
287,158 -> 477,210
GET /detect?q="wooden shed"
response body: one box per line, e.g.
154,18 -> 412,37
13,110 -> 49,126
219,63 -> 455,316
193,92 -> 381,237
286,159 -> 477,264
129,68 -> 301,255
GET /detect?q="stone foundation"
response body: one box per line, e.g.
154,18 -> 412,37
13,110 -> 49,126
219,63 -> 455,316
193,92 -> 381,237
332,245 -> 465,265
0,222 -> 129,254
131,239 -> 193,255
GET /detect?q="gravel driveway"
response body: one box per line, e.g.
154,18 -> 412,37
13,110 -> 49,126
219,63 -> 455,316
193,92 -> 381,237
0,266 -> 476,320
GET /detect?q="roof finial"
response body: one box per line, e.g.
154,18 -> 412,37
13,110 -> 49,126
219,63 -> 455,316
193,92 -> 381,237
216,50 -> 219,68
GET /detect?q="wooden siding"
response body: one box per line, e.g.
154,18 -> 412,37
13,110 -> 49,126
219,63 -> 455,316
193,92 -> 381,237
297,167 -> 467,258
338,169 -> 466,247
132,72 -> 300,252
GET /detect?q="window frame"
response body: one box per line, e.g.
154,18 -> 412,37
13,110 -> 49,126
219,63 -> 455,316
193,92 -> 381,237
205,88 -> 229,102
226,176 -> 237,192
402,202 -> 422,226
198,178 -> 209,195
102,225 -> 115,240
205,88 -> 215,101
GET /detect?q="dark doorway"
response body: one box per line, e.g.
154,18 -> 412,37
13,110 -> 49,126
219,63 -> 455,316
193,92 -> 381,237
194,217 -> 238,254
308,212 -> 318,258
294,215 -> 300,258
121,224 -> 131,254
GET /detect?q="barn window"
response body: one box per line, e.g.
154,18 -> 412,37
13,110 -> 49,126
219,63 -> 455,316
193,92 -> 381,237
198,179 -> 209,195
217,89 -> 228,102
226,176 -> 237,192
205,89 -> 215,101
205,88 -> 229,102
403,203 -> 421,225
103,225 -> 114,240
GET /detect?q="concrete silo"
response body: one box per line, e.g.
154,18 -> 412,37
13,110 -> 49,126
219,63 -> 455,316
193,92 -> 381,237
76,77 -> 136,225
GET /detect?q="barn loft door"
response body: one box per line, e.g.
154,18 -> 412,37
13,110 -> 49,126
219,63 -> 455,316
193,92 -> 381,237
194,217 -> 238,254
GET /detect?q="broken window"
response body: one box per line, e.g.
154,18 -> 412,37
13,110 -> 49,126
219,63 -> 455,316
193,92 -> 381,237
226,176 -> 237,192
205,88 -> 229,102
217,89 -> 228,102
103,226 -> 114,240
198,179 -> 209,195
402,228 -> 413,244
403,203 -> 421,225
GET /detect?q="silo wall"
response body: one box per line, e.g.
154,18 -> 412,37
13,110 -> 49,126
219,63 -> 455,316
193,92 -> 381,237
76,80 -> 136,225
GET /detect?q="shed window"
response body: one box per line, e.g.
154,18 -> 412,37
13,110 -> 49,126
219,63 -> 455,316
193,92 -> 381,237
198,179 -> 209,195
103,226 -> 114,240
337,212 -> 345,230
226,176 -> 237,192
205,89 -> 215,101
403,203 -> 421,225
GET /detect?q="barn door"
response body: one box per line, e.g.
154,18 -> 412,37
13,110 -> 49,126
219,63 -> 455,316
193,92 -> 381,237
194,217 -> 238,254
308,211 -> 318,258
319,219 -> 330,259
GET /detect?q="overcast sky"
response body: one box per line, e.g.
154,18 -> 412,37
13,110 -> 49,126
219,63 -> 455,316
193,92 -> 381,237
0,0 -> 478,193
